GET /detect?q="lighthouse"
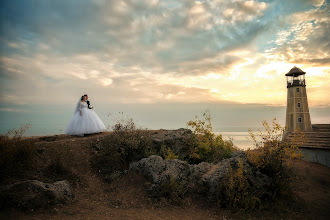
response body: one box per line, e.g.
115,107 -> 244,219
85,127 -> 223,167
285,66 -> 312,133
283,67 -> 330,168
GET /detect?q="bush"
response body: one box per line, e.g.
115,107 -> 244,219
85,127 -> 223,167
247,118 -> 303,204
187,110 -> 236,164
219,159 -> 261,211
0,125 -> 37,184
152,177 -> 187,205
91,115 -> 153,182
161,145 -> 179,160
213,119 -> 303,213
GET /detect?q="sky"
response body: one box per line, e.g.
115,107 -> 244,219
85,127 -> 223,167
0,0 -> 329,135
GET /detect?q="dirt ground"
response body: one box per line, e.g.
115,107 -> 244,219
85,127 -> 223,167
1,133 -> 329,220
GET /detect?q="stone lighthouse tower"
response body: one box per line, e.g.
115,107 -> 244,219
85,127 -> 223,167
285,66 -> 312,133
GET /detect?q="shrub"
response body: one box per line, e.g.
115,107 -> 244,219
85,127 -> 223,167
0,125 -> 37,184
161,145 -> 179,160
152,177 -> 187,205
247,118 -> 303,203
219,160 -> 261,211
91,115 -> 153,182
187,110 -> 236,163
214,119 -> 303,213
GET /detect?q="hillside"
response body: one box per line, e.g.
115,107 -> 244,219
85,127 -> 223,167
1,132 -> 330,220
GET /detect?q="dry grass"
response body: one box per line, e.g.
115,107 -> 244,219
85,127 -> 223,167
90,118 -> 153,183
0,125 -> 38,184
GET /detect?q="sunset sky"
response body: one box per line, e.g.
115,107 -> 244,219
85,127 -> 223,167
0,0 -> 329,134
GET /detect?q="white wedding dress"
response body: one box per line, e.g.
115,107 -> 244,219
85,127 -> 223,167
65,101 -> 106,136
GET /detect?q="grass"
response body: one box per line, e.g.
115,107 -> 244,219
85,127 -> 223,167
0,125 -> 78,187
0,125 -> 38,184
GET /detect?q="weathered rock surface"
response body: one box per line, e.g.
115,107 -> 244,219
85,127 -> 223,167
0,180 -> 73,210
149,128 -> 193,158
130,152 -> 271,198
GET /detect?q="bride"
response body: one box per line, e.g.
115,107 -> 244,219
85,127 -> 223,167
65,95 -> 106,136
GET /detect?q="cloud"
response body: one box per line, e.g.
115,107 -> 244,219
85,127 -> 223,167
0,107 -> 26,112
220,0 -> 268,24
1,0 -> 271,75
0,0 -> 329,109
266,2 -> 330,66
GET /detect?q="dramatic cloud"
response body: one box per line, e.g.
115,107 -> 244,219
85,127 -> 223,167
0,0 -> 329,111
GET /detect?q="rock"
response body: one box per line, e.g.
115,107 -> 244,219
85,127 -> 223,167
0,180 -> 73,210
200,160 -> 231,197
130,152 -> 271,199
149,128 -> 193,158
130,155 -> 190,184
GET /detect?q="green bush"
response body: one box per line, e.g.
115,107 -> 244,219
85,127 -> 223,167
187,110 -> 236,164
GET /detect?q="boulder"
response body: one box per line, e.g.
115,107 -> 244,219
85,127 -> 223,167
130,155 -> 191,184
130,152 -> 271,199
0,180 -> 73,210
149,128 -> 193,158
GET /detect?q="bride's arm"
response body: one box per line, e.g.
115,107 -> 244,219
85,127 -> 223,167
79,102 -> 82,116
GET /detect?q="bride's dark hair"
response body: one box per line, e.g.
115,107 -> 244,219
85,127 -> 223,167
81,96 -> 84,101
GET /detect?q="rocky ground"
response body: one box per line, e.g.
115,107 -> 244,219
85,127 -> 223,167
0,131 -> 329,220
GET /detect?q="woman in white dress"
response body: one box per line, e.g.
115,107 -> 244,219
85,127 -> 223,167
65,95 -> 106,136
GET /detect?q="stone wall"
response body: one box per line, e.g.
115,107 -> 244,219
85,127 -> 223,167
300,148 -> 330,167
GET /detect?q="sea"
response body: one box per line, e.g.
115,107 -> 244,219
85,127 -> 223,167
216,131 -> 257,150
1,99 -> 329,150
